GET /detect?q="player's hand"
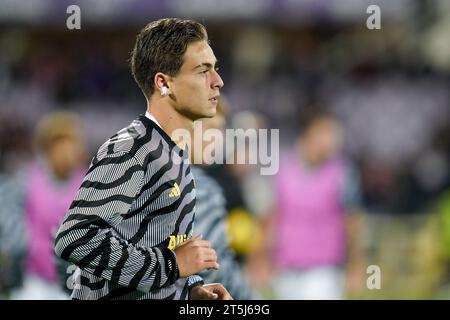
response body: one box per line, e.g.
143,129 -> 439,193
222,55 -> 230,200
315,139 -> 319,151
190,283 -> 233,300
174,235 -> 219,277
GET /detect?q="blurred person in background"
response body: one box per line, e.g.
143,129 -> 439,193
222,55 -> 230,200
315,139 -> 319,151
0,115 -> 32,298
205,111 -> 269,266
259,110 -> 365,300
190,97 -> 255,299
0,168 -> 27,298
0,111 -> 87,299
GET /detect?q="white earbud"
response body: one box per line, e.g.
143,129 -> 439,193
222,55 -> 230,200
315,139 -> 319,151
160,86 -> 171,96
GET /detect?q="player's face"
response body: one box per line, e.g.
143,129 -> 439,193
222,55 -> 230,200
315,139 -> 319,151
45,136 -> 85,178
168,40 -> 224,120
309,118 -> 343,160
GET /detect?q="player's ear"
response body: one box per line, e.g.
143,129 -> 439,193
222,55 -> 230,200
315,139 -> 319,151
154,72 -> 172,96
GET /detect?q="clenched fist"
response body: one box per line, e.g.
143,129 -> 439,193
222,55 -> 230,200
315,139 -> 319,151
190,283 -> 233,300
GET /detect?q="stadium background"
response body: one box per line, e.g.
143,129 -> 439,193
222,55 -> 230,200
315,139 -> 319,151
0,0 -> 449,299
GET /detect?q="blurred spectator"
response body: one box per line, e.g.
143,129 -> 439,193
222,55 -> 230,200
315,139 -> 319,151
0,111 -> 87,299
205,111 -> 269,263
262,110 -> 365,299
190,98 -> 255,300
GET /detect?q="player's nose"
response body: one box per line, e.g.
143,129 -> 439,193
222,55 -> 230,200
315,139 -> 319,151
211,69 -> 224,89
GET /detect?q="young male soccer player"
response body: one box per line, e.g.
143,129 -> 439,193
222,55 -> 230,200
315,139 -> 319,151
54,18 -> 232,300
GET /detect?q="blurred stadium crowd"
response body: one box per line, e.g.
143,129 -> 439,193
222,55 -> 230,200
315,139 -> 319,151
0,0 -> 449,299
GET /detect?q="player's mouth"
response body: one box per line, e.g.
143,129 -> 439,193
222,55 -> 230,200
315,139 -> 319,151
209,95 -> 219,104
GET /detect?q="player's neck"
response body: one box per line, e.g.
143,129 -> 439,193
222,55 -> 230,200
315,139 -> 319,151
146,99 -> 194,149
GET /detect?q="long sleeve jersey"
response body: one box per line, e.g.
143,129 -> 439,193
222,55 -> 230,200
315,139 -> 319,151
54,114 -> 202,300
